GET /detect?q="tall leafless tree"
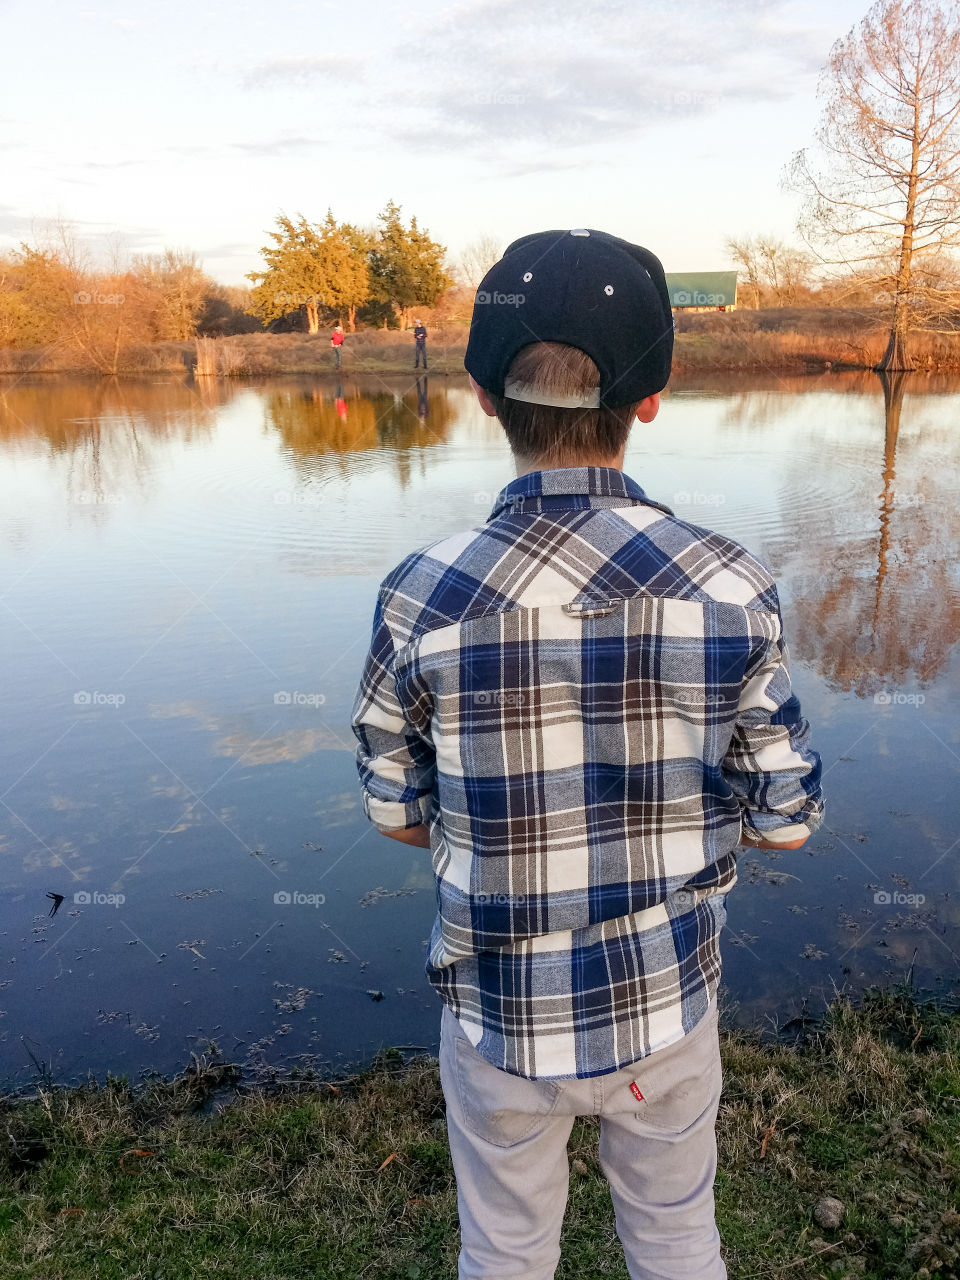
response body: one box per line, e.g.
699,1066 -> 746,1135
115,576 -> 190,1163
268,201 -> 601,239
787,0 -> 960,369
456,235 -> 503,289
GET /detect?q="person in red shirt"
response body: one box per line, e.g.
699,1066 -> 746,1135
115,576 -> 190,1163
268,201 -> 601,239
331,323 -> 345,369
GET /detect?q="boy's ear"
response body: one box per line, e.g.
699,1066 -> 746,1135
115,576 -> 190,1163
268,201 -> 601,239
634,392 -> 660,423
469,374 -> 499,418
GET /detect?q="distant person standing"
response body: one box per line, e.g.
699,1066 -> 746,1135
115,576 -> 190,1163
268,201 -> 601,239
331,322 -> 344,369
413,318 -> 427,369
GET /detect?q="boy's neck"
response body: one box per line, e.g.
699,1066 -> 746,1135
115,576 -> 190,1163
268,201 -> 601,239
514,452 -> 626,478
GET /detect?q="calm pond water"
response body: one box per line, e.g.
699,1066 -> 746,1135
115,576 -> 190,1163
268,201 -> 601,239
1,370 -> 958,1089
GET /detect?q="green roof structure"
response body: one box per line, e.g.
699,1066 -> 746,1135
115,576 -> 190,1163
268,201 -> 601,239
665,271 -> 738,308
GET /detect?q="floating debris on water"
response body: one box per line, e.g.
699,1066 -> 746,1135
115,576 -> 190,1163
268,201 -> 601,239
173,888 -> 224,901
359,885 -> 420,907
272,983 -> 315,1013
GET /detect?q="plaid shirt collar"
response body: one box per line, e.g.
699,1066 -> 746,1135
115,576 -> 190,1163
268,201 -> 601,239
488,466 -> 673,520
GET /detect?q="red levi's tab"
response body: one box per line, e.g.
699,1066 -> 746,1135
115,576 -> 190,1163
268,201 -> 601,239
630,1081 -> 644,1102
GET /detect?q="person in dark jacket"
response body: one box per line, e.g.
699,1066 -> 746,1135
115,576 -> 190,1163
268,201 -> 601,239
413,319 -> 427,369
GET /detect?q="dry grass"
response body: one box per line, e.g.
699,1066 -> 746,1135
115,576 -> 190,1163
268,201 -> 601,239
1,991 -> 958,1279
2,309 -> 960,379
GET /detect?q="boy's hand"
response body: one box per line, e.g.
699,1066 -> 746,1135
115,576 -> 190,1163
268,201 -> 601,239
378,823 -> 430,849
741,833 -> 808,850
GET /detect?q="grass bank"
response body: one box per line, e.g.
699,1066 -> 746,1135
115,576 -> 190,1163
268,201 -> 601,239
2,308 -> 959,378
2,989 -> 958,1279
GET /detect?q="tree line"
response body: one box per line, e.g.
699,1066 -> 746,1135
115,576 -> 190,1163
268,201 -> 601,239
3,0 -> 960,380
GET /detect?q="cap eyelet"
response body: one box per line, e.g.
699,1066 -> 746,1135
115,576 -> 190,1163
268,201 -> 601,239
522,271 -> 533,283
604,285 -> 614,296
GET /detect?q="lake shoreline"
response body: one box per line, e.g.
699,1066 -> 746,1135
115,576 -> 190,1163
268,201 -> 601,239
3,314 -> 960,380
3,989 -> 958,1278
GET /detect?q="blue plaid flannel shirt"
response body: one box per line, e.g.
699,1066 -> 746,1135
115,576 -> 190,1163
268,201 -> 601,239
351,466 -> 823,1078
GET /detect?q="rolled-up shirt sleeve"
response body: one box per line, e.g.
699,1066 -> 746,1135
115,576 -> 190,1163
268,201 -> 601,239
723,602 -> 824,845
350,593 -> 436,832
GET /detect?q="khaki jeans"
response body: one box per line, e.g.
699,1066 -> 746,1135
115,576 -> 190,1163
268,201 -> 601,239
438,1001 -> 726,1280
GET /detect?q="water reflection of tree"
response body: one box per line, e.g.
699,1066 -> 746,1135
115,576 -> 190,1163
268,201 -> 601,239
788,372 -> 960,694
263,378 -> 456,463
0,379 -> 224,506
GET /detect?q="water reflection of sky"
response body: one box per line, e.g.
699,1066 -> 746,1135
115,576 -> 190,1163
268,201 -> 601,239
0,372 -> 958,1088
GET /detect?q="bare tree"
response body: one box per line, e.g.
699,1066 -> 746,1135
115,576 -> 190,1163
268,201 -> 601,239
457,235 -> 502,289
723,236 -> 764,308
787,0 -> 960,369
724,234 -> 814,307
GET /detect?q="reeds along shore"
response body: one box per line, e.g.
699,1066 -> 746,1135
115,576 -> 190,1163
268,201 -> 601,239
2,309 -> 960,378
1,990 -> 959,1279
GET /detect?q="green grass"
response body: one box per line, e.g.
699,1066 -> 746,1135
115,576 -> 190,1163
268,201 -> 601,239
2,990 -> 959,1279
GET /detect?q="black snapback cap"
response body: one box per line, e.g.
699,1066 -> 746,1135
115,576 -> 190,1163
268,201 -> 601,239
464,228 -> 674,410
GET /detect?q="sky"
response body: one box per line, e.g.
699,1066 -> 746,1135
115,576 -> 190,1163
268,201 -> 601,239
1,0 -> 873,285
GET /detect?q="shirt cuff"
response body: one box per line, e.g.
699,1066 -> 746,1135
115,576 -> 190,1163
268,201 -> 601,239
362,791 -> 431,831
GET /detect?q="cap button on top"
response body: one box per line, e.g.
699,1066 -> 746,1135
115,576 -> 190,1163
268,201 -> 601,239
570,228 -> 590,236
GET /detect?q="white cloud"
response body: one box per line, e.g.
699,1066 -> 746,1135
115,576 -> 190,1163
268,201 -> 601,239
242,54 -> 364,90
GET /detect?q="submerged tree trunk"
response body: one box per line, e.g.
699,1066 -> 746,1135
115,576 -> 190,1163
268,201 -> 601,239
879,311 -> 913,371
873,368 -> 908,624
